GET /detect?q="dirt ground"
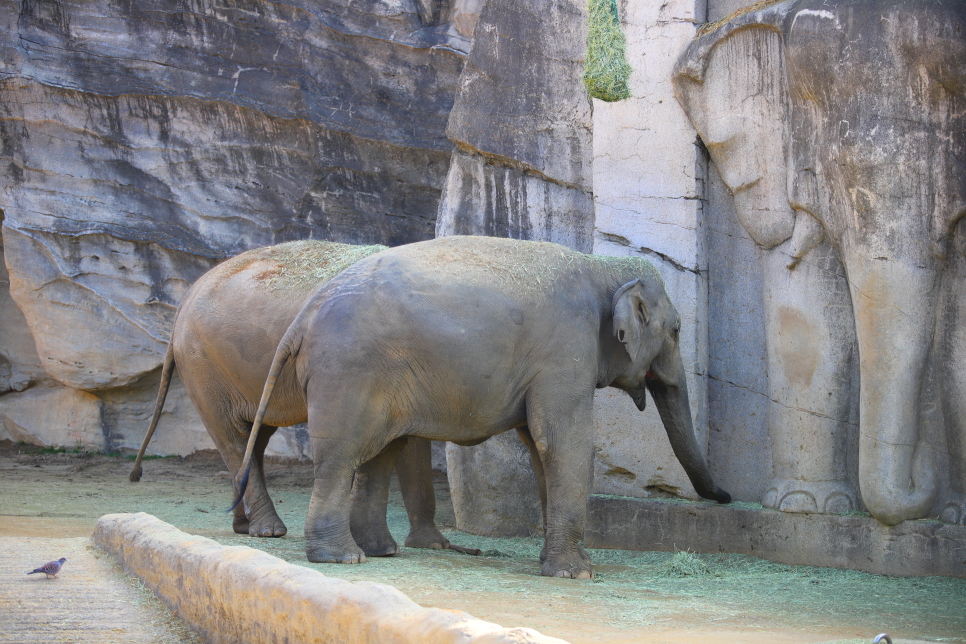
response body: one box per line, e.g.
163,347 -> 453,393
1,441 -> 964,644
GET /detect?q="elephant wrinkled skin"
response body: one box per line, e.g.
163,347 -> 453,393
674,0 -> 966,526
237,235 -> 730,578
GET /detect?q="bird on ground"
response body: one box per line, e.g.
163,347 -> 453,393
27,557 -> 67,579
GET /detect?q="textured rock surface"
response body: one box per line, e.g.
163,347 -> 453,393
436,0 -> 594,251
437,0 -> 595,536
0,0 -> 465,453
93,512 -> 570,644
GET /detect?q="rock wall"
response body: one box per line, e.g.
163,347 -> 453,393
0,0 -> 467,454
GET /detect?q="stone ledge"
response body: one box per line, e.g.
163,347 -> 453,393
92,513 -> 568,644
585,495 -> 966,578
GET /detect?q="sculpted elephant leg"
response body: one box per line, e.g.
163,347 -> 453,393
939,234 -> 966,525
529,393 -> 594,580
848,251 -> 940,525
760,241 -> 858,515
350,438 -> 407,557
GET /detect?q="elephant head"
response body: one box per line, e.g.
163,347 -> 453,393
674,0 -> 966,525
611,277 -> 730,504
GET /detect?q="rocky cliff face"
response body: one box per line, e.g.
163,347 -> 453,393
0,0 -> 469,453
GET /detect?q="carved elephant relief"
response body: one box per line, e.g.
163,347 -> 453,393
674,0 -> 966,526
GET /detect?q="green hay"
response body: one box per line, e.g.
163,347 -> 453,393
658,550 -> 713,578
583,0 -> 633,102
232,240 -> 387,293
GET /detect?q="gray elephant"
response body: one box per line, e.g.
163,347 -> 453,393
235,235 -> 730,578
674,0 -> 966,525
129,240 -> 477,554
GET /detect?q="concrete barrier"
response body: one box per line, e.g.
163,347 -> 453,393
92,513 -> 569,644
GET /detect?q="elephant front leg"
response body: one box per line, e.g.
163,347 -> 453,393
516,426 -> 590,566
528,394 -> 595,580
761,241 -> 859,515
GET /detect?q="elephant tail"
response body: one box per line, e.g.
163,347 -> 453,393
229,332 -> 296,513
129,342 -> 176,483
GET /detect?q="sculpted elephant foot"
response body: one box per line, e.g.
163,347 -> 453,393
541,552 -> 593,580
938,494 -> 966,525
762,479 -> 857,515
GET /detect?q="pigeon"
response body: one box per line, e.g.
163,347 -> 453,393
27,557 -> 66,579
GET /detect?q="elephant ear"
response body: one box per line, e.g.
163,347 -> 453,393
613,279 -> 650,362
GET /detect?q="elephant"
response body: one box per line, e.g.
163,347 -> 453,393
129,240 -> 478,554
234,235 -> 731,578
674,0 -> 966,525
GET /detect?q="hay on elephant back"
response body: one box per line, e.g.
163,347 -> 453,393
230,240 -> 387,293
583,0 -> 633,102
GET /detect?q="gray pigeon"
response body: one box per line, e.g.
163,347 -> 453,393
27,557 -> 66,579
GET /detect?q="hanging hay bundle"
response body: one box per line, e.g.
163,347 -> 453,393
582,0 -> 632,102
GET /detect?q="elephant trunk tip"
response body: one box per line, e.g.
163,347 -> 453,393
712,488 -> 731,504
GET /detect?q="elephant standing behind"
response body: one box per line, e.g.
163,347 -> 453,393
674,0 -> 966,525
130,240 -> 470,554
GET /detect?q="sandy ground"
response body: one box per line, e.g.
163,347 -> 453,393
0,535 -> 203,643
0,440 -> 963,644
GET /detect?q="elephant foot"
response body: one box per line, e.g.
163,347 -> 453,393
404,525 -> 450,550
540,544 -> 590,565
233,516 -> 250,535
762,479 -> 856,515
938,495 -> 966,525
250,521 -> 288,538
541,552 -> 593,580
403,526 -> 482,555
306,542 -> 367,564
355,533 -> 400,557
246,512 -> 287,538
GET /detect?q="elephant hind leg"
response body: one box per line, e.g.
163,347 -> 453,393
196,403 -> 286,537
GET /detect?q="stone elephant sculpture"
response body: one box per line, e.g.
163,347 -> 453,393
129,240 -> 478,554
235,235 -> 731,578
674,0 -> 966,525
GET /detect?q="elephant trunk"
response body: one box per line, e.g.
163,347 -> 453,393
646,373 -> 730,504
848,253 -> 939,525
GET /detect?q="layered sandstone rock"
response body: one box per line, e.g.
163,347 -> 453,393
0,0 -> 466,453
